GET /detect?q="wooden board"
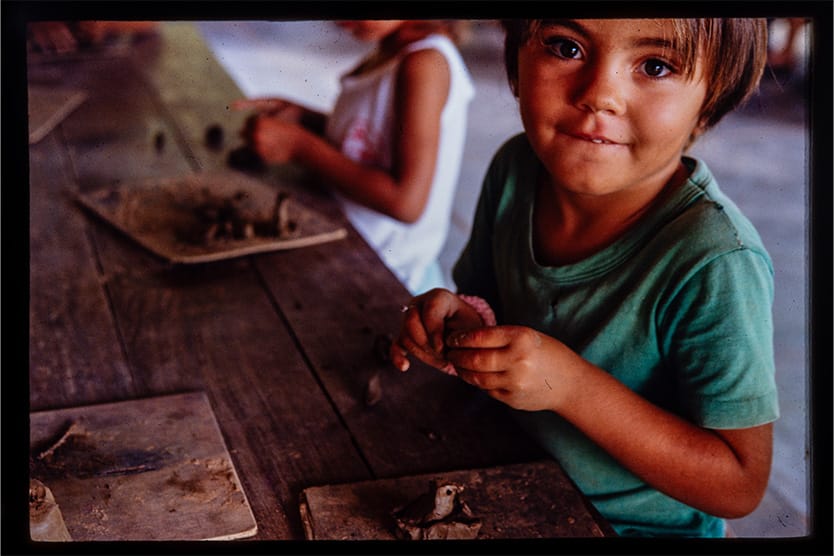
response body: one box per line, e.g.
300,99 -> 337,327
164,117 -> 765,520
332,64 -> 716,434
72,170 -> 348,263
29,392 -> 258,541
28,86 -> 87,144
299,460 -> 610,540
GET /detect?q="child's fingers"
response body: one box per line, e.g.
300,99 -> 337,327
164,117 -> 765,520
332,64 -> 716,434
445,326 -> 527,373
447,346 -> 506,373
389,340 -> 410,372
400,303 -> 435,352
230,98 -> 288,113
414,293 -> 458,352
447,324 -> 539,350
399,334 -> 451,370
446,326 -> 510,350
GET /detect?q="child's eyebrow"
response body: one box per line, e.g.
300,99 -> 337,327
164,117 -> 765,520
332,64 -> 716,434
540,19 -> 680,54
540,19 -> 589,39
632,36 -> 677,53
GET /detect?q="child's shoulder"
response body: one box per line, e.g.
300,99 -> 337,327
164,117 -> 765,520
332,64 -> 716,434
674,156 -> 770,259
399,34 -> 468,69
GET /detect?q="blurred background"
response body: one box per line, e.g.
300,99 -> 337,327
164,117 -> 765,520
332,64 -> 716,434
194,19 -> 810,538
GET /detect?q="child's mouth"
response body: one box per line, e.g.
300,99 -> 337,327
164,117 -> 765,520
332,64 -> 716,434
562,128 -> 619,146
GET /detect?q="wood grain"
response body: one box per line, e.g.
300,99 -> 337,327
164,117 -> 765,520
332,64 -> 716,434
29,129 -> 136,411
299,460 -> 609,540
30,392 -> 258,541
27,22 -> 613,540
41,30 -> 374,540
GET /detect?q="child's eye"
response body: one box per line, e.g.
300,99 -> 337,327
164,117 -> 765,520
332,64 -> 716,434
544,37 -> 583,60
642,58 -> 673,78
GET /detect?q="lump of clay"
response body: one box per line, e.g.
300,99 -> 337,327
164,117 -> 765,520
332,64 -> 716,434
181,188 -> 296,245
227,145 -> 265,173
204,124 -> 224,150
392,481 -> 482,540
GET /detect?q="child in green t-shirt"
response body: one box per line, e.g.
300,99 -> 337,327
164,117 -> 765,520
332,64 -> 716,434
391,18 -> 779,537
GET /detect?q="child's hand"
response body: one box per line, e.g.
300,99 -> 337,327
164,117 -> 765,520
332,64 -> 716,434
390,289 -> 485,374
242,114 -> 309,164
231,98 -> 305,121
445,325 -> 576,412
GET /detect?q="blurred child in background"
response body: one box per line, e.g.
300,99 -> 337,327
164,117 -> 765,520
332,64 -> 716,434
236,20 -> 474,294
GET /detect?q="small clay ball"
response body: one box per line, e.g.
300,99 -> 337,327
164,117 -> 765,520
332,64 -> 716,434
227,146 -> 265,173
204,124 -> 224,150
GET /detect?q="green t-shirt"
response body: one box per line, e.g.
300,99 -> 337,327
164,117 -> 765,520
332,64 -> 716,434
453,134 -> 780,537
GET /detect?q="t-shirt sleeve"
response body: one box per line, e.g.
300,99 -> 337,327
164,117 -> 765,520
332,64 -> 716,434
659,248 -> 780,429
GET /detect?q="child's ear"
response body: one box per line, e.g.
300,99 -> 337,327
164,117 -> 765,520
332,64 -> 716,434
691,118 -> 709,142
684,119 -> 709,151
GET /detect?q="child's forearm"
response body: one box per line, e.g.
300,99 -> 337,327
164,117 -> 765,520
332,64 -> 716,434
291,129 -> 429,223
298,109 -> 327,135
556,358 -> 772,518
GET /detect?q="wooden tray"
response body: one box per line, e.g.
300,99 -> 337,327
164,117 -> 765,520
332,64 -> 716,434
29,392 -> 258,541
299,460 -> 611,540
73,171 -> 347,263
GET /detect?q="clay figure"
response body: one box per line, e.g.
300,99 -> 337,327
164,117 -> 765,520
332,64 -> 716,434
392,481 -> 482,540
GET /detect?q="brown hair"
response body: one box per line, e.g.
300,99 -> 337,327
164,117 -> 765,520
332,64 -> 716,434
502,19 -> 768,132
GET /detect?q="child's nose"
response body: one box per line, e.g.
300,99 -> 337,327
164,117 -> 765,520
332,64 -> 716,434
574,64 -> 626,116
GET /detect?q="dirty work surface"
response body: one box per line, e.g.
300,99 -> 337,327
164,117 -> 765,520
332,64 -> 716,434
73,170 -> 347,264
29,392 -> 257,541
299,460 -> 612,540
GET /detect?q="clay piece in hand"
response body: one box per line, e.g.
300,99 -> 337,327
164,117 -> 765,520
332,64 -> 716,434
227,145 -> 265,173
204,124 -> 224,150
392,481 -> 482,540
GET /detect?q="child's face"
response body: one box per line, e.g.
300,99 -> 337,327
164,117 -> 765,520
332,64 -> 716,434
516,19 -> 708,197
335,20 -> 405,42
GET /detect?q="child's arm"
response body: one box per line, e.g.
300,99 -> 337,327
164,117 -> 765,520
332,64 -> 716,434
234,98 -> 327,135
246,49 -> 450,223
443,325 -> 773,519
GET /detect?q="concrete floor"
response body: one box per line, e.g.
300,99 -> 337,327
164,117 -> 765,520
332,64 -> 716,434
195,20 -> 810,538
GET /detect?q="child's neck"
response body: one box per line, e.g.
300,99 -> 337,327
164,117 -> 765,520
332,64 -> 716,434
533,163 -> 689,266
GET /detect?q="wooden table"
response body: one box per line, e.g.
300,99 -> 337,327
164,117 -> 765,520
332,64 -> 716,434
27,22 -> 614,541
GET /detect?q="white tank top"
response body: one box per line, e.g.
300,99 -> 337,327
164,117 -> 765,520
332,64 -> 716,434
325,34 -> 475,293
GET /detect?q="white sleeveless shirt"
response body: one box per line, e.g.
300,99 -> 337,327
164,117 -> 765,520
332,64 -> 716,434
325,35 -> 475,293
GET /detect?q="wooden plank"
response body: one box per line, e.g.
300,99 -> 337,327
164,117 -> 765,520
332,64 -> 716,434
255,229 -> 549,478
29,130 -> 136,411
27,24 -> 610,539
299,460 -> 611,540
29,392 -> 258,541
133,22 -> 552,477
47,34 -> 374,540
128,19 -> 550,520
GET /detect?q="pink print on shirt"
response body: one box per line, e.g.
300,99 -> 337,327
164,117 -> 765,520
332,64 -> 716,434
342,119 -> 384,166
